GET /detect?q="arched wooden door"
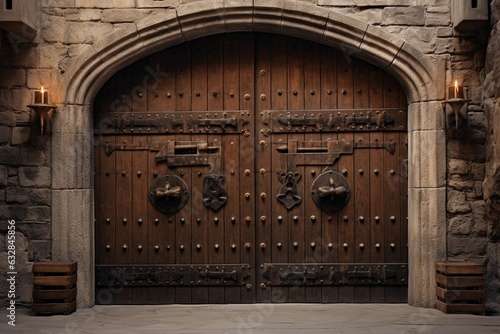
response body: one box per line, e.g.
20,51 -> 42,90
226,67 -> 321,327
94,33 -> 408,304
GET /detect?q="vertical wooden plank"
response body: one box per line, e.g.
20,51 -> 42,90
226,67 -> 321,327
303,40 -> 322,303
223,34 -> 242,304
336,49 -> 355,303
175,43 -> 193,304
383,72 -> 402,302
287,37 -> 306,303
270,35 -> 289,303
320,46 -> 339,303
147,50 -> 176,304
368,66 -> 385,303
255,33 -> 272,303
190,38 -> 210,304
239,32 -> 256,304
207,35 -> 225,304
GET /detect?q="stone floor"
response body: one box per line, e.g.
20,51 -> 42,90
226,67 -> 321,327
2,304 -> 500,334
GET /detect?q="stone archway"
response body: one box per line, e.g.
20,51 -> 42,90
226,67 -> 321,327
50,1 -> 446,308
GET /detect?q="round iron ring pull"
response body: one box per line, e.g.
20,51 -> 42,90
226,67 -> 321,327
311,169 -> 351,214
149,173 -> 189,215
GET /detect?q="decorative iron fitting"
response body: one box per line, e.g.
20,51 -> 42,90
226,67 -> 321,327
96,264 -> 251,287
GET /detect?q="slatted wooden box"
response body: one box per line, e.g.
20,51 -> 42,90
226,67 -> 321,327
32,262 -> 77,316
435,261 -> 485,315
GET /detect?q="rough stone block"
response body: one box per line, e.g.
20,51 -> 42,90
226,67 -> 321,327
42,16 -> 66,43
448,236 -> 487,257
0,166 -> 7,188
0,147 -> 21,165
0,69 -> 26,87
447,189 -> 471,214
6,187 -> 30,204
447,140 -> 486,163
64,8 -> 102,21
137,0 -> 178,8
20,147 -> 48,166
16,222 -> 51,240
29,189 -> 51,206
382,6 -> 425,26
29,240 -> 52,261
448,214 -> 473,236
74,0 -> 135,8
102,9 -> 153,22
0,126 -> 10,144
43,0 -> 76,8
0,110 -> 16,127
448,159 -> 469,175
425,12 -> 451,27
11,127 -> 30,145
40,44 -> 68,69
26,206 -> 51,222
65,22 -> 113,44
19,167 -> 51,187
0,205 -> 28,221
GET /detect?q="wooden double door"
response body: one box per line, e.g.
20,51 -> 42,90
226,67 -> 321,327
94,33 -> 408,304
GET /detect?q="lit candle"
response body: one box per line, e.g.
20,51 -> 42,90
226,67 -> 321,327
448,80 -> 464,100
34,86 -> 49,104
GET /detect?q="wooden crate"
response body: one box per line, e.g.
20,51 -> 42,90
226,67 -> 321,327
32,262 -> 78,316
435,262 -> 485,315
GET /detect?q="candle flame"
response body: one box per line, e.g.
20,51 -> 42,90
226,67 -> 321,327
454,80 -> 458,90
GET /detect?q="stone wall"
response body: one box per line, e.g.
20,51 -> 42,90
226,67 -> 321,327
0,0 -> 498,311
481,0 -> 500,314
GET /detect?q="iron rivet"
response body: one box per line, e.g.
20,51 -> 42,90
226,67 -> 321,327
342,169 -> 348,175
311,215 -> 316,222
343,243 -> 348,248
374,169 -> 379,175
122,171 -> 126,176
390,169 -> 396,175
231,244 -> 237,250
198,172 -> 202,177
278,90 -> 283,96
328,243 -> 333,249
390,243 -> 395,248
310,242 -> 316,248
155,245 -> 160,251
245,243 -> 251,249
231,217 -> 236,223
244,94 -> 251,100
245,193 -> 251,199
123,244 -> 128,250
180,172 -> 184,177
138,218 -> 143,224
245,169 -> 251,175
196,92 -> 201,97
180,245 -> 185,251
215,244 -> 220,250
214,217 -> 219,223
293,242 -> 299,248
390,216 -> 396,222
277,243 -> 282,248
293,91 -> 298,96
260,94 -> 267,101
260,243 -> 266,249
138,245 -> 143,250
260,216 -> 267,222
260,193 -> 266,199
230,92 -> 234,97
343,215 -> 348,222
260,168 -> 266,175
154,93 -> 158,97
375,216 -> 380,222
138,92 -> 143,98
179,92 -> 184,97
154,218 -> 159,224
260,140 -> 266,146
166,245 -> 170,250
260,70 -> 266,76
230,170 -> 235,175
260,283 -> 267,290
357,89 -> 362,94
245,216 -> 251,223
327,90 -> 332,95
153,172 -> 158,177
105,171 -> 110,176
328,216 -> 332,222
277,216 -> 283,222
106,218 -> 111,223
293,216 -> 299,222
167,93 -> 171,98
123,218 -> 127,224
359,169 -> 364,175
311,170 -> 316,176
375,243 -> 380,249
359,243 -> 364,249
106,245 -> 111,250
137,171 -> 142,176
197,218 -> 202,224
310,90 -> 315,95
359,216 -> 364,222
213,92 -> 218,97
342,89 -> 347,95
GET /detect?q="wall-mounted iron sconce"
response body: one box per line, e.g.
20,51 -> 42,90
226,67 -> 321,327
27,86 -> 57,135
442,80 -> 468,129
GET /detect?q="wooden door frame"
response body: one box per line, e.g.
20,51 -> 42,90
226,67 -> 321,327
52,3 -> 446,308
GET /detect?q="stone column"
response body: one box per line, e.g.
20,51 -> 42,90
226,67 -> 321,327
51,104 -> 94,308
